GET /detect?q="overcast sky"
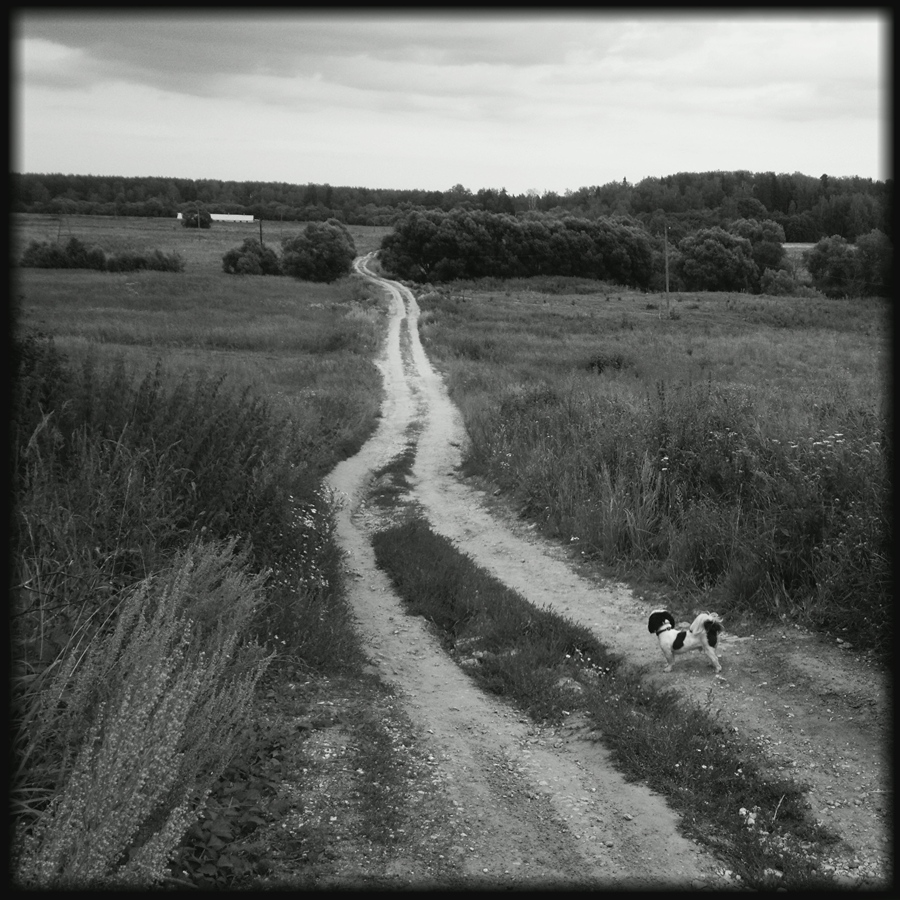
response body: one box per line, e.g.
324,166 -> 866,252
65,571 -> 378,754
11,9 -> 891,195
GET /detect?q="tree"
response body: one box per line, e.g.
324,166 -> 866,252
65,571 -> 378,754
854,229 -> 892,297
807,231 -> 892,298
280,220 -> 356,282
222,238 -> 281,276
181,206 -> 212,229
727,218 -> 787,288
677,227 -> 757,292
805,235 -> 861,297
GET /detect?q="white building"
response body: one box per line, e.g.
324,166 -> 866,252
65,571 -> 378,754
176,213 -> 255,222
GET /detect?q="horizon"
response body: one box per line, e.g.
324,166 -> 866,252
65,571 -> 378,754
11,165 -> 890,197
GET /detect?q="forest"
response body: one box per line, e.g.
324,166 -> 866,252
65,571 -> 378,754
11,169 -> 892,244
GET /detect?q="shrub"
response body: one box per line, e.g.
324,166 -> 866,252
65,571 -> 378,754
805,235 -> 861,297
854,229 -> 892,297
757,267 -> 822,299
21,240 -> 70,268
677,227 -> 758,292
146,249 -> 186,272
20,238 -> 107,270
281,219 -> 356,282
12,540 -> 270,888
19,240 -> 183,273
222,238 -> 282,276
727,218 -> 787,286
181,207 -> 212,229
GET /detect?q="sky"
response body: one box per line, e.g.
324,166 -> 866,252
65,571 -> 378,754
11,9 -> 891,196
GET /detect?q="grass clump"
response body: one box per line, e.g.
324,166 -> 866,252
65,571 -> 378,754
12,540 -> 271,888
373,519 -> 613,723
372,517 -> 838,889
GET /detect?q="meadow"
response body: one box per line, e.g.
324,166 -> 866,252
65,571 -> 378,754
10,214 -> 392,886
415,277 -> 890,651
10,213 -> 889,888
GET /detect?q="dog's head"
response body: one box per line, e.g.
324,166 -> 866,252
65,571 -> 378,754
648,609 -> 676,634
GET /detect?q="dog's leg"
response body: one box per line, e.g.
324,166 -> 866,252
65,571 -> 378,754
704,643 -> 722,673
661,648 -> 674,672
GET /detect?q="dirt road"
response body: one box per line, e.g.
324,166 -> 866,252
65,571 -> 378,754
323,256 -> 890,888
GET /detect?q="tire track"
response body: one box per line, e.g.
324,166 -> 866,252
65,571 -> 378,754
325,256 -> 733,888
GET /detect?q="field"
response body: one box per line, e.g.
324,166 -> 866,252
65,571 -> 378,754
415,276 -> 890,648
12,212 -> 390,264
12,214 -> 393,463
10,214 -> 395,887
10,214 -> 890,889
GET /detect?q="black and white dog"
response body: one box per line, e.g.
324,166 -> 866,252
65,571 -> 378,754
648,609 -> 723,674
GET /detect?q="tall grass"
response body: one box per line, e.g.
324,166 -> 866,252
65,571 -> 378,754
12,541 -> 270,888
418,283 -> 890,654
11,213 -> 389,886
10,332 -> 369,885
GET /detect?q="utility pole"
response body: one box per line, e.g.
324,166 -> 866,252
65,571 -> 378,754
664,221 -> 670,318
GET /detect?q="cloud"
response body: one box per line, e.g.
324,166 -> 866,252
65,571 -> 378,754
12,10 -> 889,189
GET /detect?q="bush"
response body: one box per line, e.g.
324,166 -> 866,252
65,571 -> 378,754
806,235 -> 861,297
677,227 -> 758,292
758,266 -> 819,298
181,207 -> 212,229
145,249 -> 186,272
281,219 -> 356,282
19,239 -> 183,273
222,238 -> 282,276
806,231 -> 892,298
20,238 -> 107,270
21,240 -> 70,268
727,218 -> 786,285
107,249 -> 185,273
854,229 -> 892,297
12,541 -> 270,888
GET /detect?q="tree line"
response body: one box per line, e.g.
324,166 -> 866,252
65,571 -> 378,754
380,209 -> 654,287
11,169 -> 892,243
378,208 -> 892,297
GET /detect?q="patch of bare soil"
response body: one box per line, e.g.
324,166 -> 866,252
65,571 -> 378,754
275,258 -> 889,890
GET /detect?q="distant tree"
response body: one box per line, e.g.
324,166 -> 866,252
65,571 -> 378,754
805,235 -> 861,297
854,229 -> 892,296
181,206 -> 212,229
281,219 -> 356,281
20,237 -> 106,270
222,238 -> 282,276
807,231 -> 892,297
677,227 -> 757,292
727,218 -> 787,288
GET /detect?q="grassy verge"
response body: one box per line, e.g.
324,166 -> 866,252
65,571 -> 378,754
372,517 -> 838,890
10,332 -> 377,886
415,280 -> 890,655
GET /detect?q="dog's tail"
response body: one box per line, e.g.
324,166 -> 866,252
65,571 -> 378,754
690,612 -> 724,647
